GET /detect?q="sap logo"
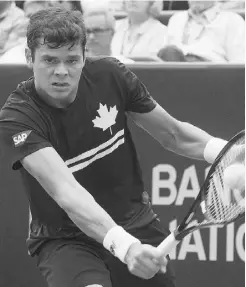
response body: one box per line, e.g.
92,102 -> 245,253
12,130 -> 32,147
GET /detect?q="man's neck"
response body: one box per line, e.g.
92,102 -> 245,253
35,85 -> 77,109
99,46 -> 111,56
87,46 -> 111,57
128,14 -> 149,27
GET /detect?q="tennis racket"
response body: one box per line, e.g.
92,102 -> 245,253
157,130 -> 245,256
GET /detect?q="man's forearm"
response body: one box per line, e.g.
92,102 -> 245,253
172,121 -> 213,160
58,183 -> 141,263
59,183 -> 117,243
21,148 -> 141,263
164,121 -> 227,162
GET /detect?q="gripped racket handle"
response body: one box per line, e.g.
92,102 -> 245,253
157,233 -> 180,256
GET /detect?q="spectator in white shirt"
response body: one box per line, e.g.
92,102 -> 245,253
83,7 -> 134,63
220,0 -> 245,10
84,7 -> 115,57
0,41 -> 26,64
0,1 -> 28,59
111,0 -> 168,60
81,0 -> 123,13
0,1 -> 51,64
49,0 -> 83,13
24,0 -> 51,18
162,0 -> 245,62
0,1 -> 84,65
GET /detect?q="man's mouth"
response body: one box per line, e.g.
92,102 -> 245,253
52,82 -> 70,87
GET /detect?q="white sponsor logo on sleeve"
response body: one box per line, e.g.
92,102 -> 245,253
12,130 -> 32,147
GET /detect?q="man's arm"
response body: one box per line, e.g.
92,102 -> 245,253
21,146 -> 167,278
21,146 -> 117,243
128,104 -> 226,162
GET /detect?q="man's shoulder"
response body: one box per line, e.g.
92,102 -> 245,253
217,10 -> 245,24
85,56 -> 126,78
85,56 -> 123,67
0,79 -> 41,122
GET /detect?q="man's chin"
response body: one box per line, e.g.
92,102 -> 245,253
48,88 -> 72,101
86,47 -> 103,57
51,85 -> 70,92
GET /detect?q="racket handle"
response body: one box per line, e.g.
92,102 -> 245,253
157,233 -> 180,256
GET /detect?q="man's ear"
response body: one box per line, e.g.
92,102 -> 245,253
25,48 -> 33,69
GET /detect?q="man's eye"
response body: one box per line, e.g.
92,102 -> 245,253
45,59 -> 56,64
67,60 -> 77,64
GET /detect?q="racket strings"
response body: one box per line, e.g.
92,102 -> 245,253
205,136 -> 245,223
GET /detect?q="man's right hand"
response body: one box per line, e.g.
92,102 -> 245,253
124,242 -> 168,280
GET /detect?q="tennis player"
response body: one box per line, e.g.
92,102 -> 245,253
0,7 -> 228,287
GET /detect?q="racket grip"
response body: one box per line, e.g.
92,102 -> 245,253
157,233 -> 180,256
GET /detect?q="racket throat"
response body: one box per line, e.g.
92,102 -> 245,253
157,233 -> 180,256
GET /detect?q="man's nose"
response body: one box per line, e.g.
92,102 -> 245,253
54,63 -> 68,76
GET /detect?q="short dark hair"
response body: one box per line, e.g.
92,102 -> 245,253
27,7 -> 87,59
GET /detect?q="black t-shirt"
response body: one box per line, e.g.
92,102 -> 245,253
0,57 -> 158,255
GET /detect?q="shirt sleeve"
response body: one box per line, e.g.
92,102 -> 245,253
111,57 -> 157,113
0,107 -> 52,170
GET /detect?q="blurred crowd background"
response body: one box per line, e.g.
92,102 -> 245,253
0,0 -> 245,64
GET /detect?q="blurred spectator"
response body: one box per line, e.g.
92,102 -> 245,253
81,0 -> 125,13
84,7 -> 115,57
84,6 -> 134,63
0,41 -> 26,64
220,0 -> 245,10
108,0 -> 124,13
23,0 -> 51,18
111,0 -> 168,59
49,0 -> 83,12
0,0 -> 50,64
0,1 -> 28,58
81,0 -> 110,12
164,0 -> 245,62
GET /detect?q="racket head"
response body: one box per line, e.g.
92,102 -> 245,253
202,130 -> 245,223
176,130 -> 245,240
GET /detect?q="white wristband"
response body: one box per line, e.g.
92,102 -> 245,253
103,226 -> 140,263
204,137 -> 228,164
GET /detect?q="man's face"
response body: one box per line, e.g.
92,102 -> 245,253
28,42 -> 85,108
188,1 -> 215,13
24,3 -> 50,18
125,0 -> 150,15
84,14 -> 113,56
49,0 -> 73,11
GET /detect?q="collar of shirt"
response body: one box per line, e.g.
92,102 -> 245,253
126,17 -> 154,35
188,3 -> 221,25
